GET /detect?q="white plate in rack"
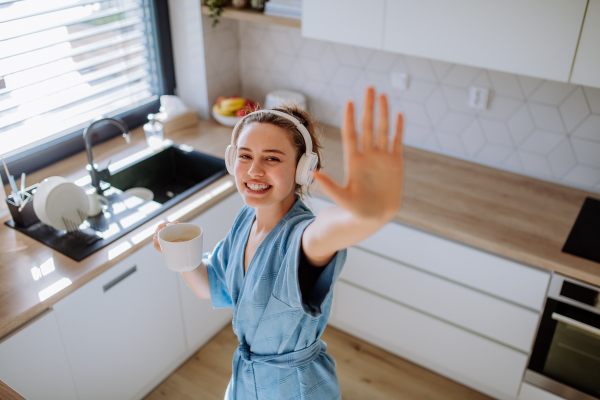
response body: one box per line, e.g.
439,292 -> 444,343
44,182 -> 89,231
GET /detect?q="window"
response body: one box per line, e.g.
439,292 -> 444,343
0,0 -> 174,180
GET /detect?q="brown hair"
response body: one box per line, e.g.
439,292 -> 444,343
231,102 -> 323,200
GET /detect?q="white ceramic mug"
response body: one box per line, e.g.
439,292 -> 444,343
87,192 -> 109,216
158,222 -> 203,272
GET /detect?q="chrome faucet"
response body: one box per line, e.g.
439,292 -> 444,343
83,117 -> 131,194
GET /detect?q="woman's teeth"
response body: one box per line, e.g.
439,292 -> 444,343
247,183 -> 271,191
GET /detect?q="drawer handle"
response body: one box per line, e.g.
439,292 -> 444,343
551,313 -> 600,338
103,266 -> 137,292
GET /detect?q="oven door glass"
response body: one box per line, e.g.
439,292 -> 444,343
543,314 -> 600,396
529,298 -> 600,399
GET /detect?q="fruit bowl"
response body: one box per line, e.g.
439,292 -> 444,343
211,111 -> 243,127
211,96 -> 260,127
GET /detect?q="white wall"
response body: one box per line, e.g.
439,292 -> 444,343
201,20 -> 600,195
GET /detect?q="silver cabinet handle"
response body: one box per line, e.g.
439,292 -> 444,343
103,266 -> 137,292
551,313 -> 600,338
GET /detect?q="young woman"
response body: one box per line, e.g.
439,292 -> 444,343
153,86 -> 404,400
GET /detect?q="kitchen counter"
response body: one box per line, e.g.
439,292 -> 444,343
1,117 -> 599,340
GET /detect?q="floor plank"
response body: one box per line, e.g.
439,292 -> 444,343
144,323 -> 494,400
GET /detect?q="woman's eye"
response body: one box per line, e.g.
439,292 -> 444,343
267,157 -> 280,162
239,154 -> 250,159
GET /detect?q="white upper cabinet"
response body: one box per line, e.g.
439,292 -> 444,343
302,0 -> 386,50
570,0 -> 600,88
383,0 -> 588,82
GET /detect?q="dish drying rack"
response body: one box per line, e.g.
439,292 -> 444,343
4,184 -> 163,261
61,209 -> 103,246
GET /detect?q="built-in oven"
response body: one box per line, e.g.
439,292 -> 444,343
525,273 -> 600,400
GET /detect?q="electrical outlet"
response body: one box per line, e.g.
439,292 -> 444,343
468,86 -> 489,110
391,72 -> 409,90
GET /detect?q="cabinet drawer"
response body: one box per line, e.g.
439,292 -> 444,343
359,222 -> 550,311
335,282 -> 528,398
53,243 -> 186,400
518,382 -> 566,400
342,247 -> 540,352
307,196 -> 550,311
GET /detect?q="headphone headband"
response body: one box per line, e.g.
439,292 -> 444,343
230,109 -> 313,155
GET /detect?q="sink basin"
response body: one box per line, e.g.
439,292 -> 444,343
4,142 -> 229,261
105,144 -> 227,205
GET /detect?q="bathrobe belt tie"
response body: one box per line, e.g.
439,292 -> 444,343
232,339 -> 325,400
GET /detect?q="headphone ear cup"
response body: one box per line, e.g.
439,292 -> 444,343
225,145 -> 235,175
295,153 -> 318,186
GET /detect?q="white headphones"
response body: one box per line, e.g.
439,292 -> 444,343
225,109 -> 319,186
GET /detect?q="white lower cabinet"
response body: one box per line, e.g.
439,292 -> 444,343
307,195 -> 550,399
53,242 -> 186,400
178,192 -> 244,350
332,282 -> 528,400
342,247 -> 540,353
0,311 -> 78,400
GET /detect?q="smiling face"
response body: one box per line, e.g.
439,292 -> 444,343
234,122 -> 298,210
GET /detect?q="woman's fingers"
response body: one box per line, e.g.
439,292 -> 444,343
377,94 -> 389,151
361,87 -> 375,151
152,221 -> 179,253
342,100 -> 358,157
392,113 -> 404,154
312,170 -> 346,207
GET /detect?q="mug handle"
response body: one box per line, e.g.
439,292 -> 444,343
97,195 -> 109,206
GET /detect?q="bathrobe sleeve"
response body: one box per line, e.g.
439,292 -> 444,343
204,234 -> 234,308
275,217 -> 348,318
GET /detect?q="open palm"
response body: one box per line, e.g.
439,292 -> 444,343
312,87 -> 405,222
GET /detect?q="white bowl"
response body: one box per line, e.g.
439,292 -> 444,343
124,187 -> 154,202
33,176 -> 69,226
211,111 -> 243,127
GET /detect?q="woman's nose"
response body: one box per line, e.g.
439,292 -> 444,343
248,160 -> 264,176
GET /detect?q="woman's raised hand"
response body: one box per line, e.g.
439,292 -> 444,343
312,87 -> 404,223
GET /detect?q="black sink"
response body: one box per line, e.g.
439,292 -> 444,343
5,143 -> 228,261
105,144 -> 227,204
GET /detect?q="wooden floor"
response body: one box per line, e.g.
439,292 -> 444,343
144,323 -> 493,400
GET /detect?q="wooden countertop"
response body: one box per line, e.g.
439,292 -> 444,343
1,117 -> 599,340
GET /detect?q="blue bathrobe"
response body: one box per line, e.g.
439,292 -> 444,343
205,196 -> 347,400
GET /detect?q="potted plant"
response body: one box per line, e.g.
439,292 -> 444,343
205,0 -> 226,27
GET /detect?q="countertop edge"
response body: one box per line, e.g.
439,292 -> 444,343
0,176 -> 238,340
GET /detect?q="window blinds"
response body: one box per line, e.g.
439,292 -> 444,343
0,0 -> 161,157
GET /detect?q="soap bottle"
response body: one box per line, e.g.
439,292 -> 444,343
143,114 -> 164,149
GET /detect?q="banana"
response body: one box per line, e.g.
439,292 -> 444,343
212,103 -> 235,116
219,97 -> 246,114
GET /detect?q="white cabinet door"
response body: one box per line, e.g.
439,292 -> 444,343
302,0 -> 386,50
334,282 -> 528,399
341,247 -> 541,352
383,0 -> 588,82
570,0 -> 600,88
178,192 -> 244,350
53,242 -> 186,400
0,311 -> 78,400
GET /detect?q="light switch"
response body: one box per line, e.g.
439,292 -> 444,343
391,72 -> 409,90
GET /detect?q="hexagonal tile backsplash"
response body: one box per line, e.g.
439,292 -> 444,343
203,18 -> 600,194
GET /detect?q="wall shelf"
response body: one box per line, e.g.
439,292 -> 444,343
200,5 -> 301,28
